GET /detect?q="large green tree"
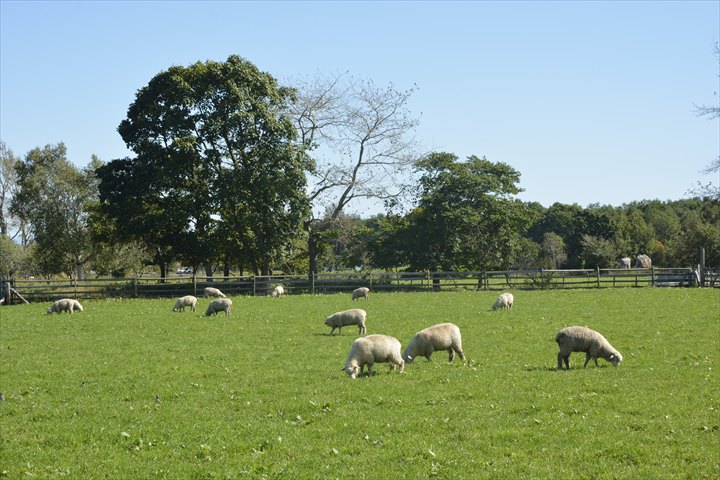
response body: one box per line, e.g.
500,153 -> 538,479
10,144 -> 99,279
97,55 -> 310,277
396,152 -> 526,271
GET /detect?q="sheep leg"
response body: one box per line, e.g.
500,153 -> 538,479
593,357 -> 599,367
448,349 -> 455,362
457,349 -> 465,361
583,353 -> 592,369
558,353 -> 570,370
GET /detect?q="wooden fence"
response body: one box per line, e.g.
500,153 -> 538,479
1,266 -> 716,305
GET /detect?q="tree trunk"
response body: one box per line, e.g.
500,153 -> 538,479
205,262 -> 213,283
223,253 -> 230,277
308,230 -> 319,281
76,259 -> 84,282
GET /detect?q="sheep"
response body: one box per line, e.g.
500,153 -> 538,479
203,287 -> 226,298
172,295 -> 197,312
619,257 -> 632,269
46,298 -> 84,315
325,309 -> 367,335
492,292 -> 514,310
343,334 -> 404,379
271,285 -> 285,297
205,298 -> 232,317
351,287 -> 370,301
402,323 -> 465,364
635,254 -> 652,269
555,326 -> 623,370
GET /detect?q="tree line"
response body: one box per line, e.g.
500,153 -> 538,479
1,55 -> 718,280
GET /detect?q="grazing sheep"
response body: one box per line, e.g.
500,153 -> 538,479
46,298 -> 84,315
351,287 -> 370,301
204,287 -> 226,298
492,292 -> 514,310
172,295 -> 197,312
619,257 -> 632,269
635,254 -> 652,269
205,298 -> 232,317
402,323 -> 465,364
271,285 -> 285,297
343,334 -> 404,379
325,309 -> 367,335
555,326 -> 623,370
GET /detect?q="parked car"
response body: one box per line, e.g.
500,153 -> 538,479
176,267 -> 193,275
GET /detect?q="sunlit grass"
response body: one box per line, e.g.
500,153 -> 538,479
1,288 -> 718,478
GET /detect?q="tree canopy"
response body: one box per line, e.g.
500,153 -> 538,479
97,55 -> 310,276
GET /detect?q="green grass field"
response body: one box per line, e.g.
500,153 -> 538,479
1,288 -> 718,479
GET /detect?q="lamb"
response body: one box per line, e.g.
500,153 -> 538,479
619,257 -> 632,269
343,334 -> 404,379
492,292 -> 514,310
402,323 -> 465,364
203,287 -> 226,298
555,326 -> 623,370
351,287 -> 370,301
271,285 -> 284,297
46,298 -> 84,315
205,298 -> 232,317
172,295 -> 197,312
325,309 -> 367,335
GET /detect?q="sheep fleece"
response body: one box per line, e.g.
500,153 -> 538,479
555,326 -> 623,369
344,334 -> 404,379
325,309 -> 367,335
173,295 -> 197,312
47,299 -> 83,314
205,298 -> 232,316
402,322 -> 465,363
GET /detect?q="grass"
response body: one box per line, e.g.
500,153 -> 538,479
1,288 -> 718,479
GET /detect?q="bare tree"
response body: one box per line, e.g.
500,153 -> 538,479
0,141 -> 25,243
289,73 -> 420,276
691,41 -> 720,199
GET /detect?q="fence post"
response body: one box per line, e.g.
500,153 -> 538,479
651,266 -> 656,287
193,274 -> 197,296
311,271 -> 315,295
253,276 -> 256,296
134,277 -> 138,297
700,247 -> 706,287
596,266 -> 600,288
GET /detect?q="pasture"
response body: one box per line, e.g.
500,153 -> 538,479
1,288 -> 718,479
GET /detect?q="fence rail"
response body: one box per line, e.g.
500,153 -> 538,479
1,267 -> 716,305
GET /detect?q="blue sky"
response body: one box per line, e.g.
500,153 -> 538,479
1,0 -> 718,214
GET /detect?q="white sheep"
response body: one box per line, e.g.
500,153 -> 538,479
351,287 -> 370,301
635,254 -> 652,269
46,298 -> 84,315
172,295 -> 197,312
343,334 -> 404,379
203,287 -> 226,298
325,308 -> 367,335
619,257 -> 632,269
402,323 -> 465,364
492,292 -> 514,310
205,298 -> 232,317
271,285 -> 285,297
555,326 -> 623,370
